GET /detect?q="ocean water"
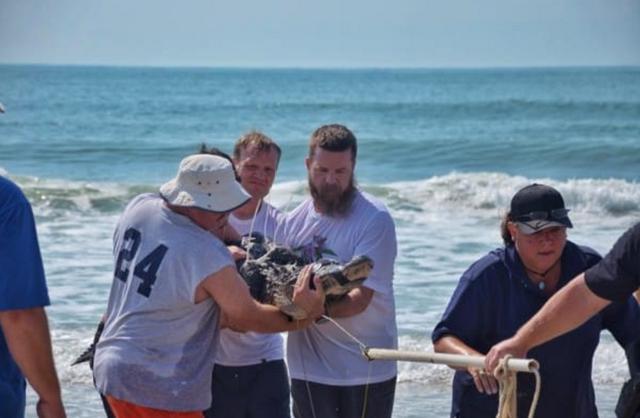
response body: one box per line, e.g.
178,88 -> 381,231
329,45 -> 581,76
1,64 -> 639,417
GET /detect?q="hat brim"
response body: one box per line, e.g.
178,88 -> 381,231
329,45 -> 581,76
516,218 -> 573,235
159,179 -> 251,213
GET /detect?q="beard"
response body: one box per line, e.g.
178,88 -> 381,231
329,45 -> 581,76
308,176 -> 357,217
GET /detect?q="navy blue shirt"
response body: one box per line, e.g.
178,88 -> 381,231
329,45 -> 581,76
585,223 -> 640,302
0,176 -> 50,418
432,241 -> 640,418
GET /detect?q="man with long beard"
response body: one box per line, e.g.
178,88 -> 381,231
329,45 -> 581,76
283,124 -> 399,418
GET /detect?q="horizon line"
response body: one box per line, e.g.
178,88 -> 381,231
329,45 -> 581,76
1,61 -> 639,72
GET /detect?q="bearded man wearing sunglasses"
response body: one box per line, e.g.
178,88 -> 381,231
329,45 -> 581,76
432,183 -> 640,418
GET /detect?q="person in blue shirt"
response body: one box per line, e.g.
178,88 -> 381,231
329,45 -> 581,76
0,176 -> 66,418
485,221 -> 640,417
432,183 -> 640,418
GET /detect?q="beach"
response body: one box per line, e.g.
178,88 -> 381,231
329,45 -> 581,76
1,64 -> 639,417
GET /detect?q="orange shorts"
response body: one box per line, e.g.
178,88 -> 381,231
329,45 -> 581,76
106,396 -> 204,418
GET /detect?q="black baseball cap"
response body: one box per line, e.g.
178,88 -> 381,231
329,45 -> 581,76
510,183 -> 573,235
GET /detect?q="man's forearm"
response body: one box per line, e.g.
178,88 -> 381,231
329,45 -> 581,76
433,335 -> 483,370
487,276 -> 613,374
0,307 -> 63,403
515,275 -> 610,351
325,287 -> 374,318
228,303 -> 309,333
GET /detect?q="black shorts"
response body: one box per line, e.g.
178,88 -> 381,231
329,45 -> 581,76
205,359 -> 290,418
291,376 -> 396,418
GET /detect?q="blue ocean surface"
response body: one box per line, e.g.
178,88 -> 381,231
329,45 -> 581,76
1,64 -> 639,417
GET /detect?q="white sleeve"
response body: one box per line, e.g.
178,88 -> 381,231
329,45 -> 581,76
354,211 -> 397,294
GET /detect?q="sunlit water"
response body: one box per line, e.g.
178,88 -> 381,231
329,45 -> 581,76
2,65 -> 638,417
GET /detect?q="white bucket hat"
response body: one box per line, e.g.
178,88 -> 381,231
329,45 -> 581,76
160,154 -> 250,213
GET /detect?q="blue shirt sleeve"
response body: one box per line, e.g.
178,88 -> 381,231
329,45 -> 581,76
601,296 -> 640,348
431,255 -> 500,352
0,177 -> 50,310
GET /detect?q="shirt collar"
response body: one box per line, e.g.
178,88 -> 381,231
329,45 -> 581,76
503,242 -> 578,295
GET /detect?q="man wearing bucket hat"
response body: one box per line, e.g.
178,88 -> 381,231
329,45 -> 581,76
93,154 -> 325,418
433,183 -> 640,418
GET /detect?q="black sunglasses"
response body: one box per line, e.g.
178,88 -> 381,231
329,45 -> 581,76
513,208 -> 570,223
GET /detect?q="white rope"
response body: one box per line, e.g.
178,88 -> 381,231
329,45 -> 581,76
245,198 -> 262,261
494,354 -> 517,418
320,316 -> 541,417
359,359 -> 373,418
262,198 -> 269,240
313,315 -> 372,418
320,314 -> 368,352
530,368 -> 541,418
273,193 -> 294,246
363,348 -> 542,418
297,325 -> 319,418
492,353 -> 540,418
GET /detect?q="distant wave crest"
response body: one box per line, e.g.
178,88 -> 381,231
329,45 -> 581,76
375,172 -> 640,218
9,172 -> 640,221
10,174 -> 154,217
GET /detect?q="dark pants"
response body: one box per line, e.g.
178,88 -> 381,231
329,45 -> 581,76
0,378 -> 25,418
291,376 -> 396,418
100,393 -> 116,418
204,359 -> 290,418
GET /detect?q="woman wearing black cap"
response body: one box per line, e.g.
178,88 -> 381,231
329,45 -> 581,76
431,183 -> 640,418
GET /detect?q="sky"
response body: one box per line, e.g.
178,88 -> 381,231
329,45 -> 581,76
0,0 -> 639,68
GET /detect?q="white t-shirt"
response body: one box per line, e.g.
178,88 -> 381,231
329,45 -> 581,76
94,193 -> 233,411
283,190 -> 398,385
215,202 -> 287,366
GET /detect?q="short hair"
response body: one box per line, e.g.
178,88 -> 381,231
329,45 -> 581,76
500,211 -> 515,246
198,143 -> 240,181
309,124 -> 357,162
233,131 -> 282,165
